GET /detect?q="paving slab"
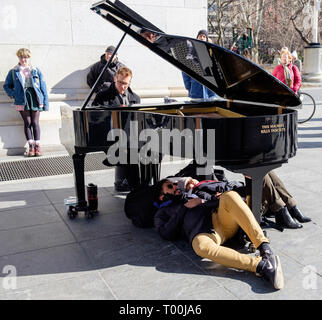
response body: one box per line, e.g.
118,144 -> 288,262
54,202 -> 132,242
0,221 -> 76,257
0,272 -> 115,300
0,190 -> 51,212
0,204 -> 60,231
0,243 -> 94,294
0,111 -> 321,300
99,264 -> 236,300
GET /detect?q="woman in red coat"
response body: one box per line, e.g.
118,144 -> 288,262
272,49 -> 301,94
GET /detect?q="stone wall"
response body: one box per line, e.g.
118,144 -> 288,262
0,0 -> 207,155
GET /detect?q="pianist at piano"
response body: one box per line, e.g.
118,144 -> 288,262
92,66 -> 140,107
92,66 -> 141,192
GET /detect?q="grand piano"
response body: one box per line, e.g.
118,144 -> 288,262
60,0 -> 300,221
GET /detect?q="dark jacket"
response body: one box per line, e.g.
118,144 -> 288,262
92,82 -> 140,107
154,178 -> 246,244
167,176 -> 246,201
154,197 -> 219,244
191,180 -> 245,201
87,55 -> 124,93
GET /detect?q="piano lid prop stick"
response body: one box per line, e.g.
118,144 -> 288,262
81,29 -> 130,110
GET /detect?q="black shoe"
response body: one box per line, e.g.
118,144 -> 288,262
114,179 -> 133,192
258,242 -> 274,260
289,206 -> 311,223
257,255 -> 284,290
275,207 -> 303,229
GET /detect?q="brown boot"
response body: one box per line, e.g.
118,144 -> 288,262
27,143 -> 35,157
34,143 -> 42,156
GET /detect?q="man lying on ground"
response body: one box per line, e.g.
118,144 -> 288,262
153,178 -> 284,290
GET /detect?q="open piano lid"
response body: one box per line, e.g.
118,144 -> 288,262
91,0 -> 301,107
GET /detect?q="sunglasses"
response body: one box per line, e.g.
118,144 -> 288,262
166,182 -> 177,189
160,182 -> 178,197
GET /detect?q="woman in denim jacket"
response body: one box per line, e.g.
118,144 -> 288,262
3,48 -> 49,156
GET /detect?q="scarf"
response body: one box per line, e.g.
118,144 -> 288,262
282,63 -> 293,88
153,193 -> 188,209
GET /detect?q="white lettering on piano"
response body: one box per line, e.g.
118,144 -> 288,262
106,121 -> 216,169
106,129 -> 128,164
261,123 -> 286,134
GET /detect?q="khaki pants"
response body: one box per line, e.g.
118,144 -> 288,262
262,170 -> 297,213
192,191 -> 269,273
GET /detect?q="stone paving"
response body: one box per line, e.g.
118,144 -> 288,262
0,108 -> 321,300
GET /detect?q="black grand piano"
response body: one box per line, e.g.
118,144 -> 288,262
60,0 -> 300,221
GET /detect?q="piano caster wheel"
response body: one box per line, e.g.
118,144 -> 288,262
248,243 -> 256,253
68,206 -> 78,219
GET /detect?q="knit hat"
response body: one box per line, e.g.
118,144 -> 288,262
291,50 -> 298,59
105,45 -> 116,53
197,29 -> 208,38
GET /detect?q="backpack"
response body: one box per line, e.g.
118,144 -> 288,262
124,184 -> 159,228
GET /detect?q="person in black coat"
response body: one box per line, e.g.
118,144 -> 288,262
92,66 -> 140,107
92,66 -> 141,192
168,176 -> 245,201
87,45 -> 124,93
153,179 -> 285,290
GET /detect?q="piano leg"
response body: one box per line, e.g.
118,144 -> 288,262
138,162 -> 161,186
152,163 -> 161,183
138,153 -> 162,186
72,153 -> 87,208
237,164 -> 282,223
115,163 -> 159,189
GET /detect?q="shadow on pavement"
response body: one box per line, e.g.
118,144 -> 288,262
0,186 -> 276,296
